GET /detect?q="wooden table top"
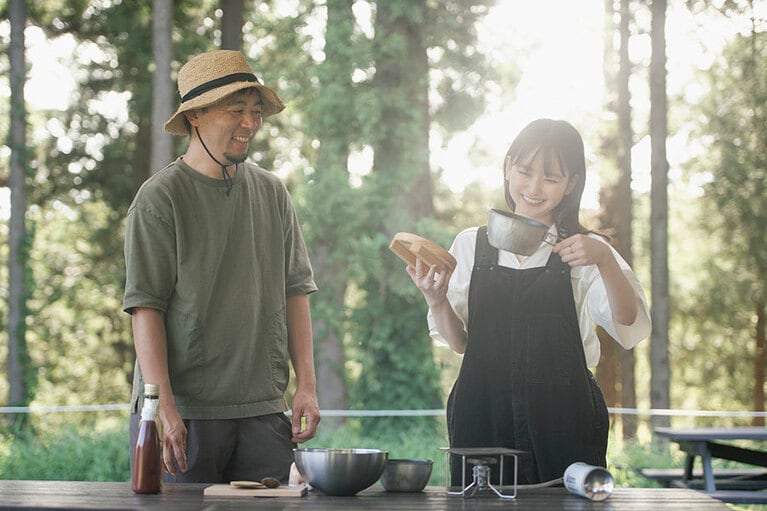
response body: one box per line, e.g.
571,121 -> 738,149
0,480 -> 733,510
654,427 -> 767,441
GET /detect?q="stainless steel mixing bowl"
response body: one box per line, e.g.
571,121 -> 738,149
379,458 -> 433,492
294,448 -> 388,496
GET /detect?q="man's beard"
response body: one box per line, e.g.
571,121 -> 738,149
223,151 -> 248,164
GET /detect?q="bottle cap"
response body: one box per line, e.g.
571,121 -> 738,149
143,383 -> 159,397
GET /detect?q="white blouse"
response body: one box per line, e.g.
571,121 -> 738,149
427,226 -> 652,368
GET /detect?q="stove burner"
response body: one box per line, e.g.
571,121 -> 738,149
441,447 -> 523,499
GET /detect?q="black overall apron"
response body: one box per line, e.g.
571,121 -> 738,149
446,227 -> 608,485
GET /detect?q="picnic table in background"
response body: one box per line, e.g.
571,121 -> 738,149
649,426 -> 767,504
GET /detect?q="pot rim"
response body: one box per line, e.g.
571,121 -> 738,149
294,447 -> 388,455
489,208 -> 549,229
386,458 -> 433,465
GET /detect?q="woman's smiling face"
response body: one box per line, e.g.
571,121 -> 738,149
504,148 -> 577,226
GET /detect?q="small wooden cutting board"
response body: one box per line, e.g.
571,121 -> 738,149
389,232 -> 457,272
204,483 -> 308,498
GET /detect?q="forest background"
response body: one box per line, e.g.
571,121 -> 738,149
1,0 -> 767,488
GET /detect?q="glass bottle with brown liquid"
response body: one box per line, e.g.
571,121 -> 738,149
132,383 -> 162,494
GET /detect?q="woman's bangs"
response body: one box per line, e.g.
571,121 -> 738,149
540,146 -> 568,179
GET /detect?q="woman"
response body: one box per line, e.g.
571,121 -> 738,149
408,118 -> 651,484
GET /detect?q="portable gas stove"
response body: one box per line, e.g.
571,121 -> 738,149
440,447 -> 525,499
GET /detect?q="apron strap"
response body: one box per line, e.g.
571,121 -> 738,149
474,226 -> 497,268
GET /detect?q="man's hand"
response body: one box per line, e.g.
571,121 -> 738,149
160,403 -> 188,474
290,387 -> 321,444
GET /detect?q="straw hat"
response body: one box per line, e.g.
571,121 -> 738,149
164,50 -> 285,136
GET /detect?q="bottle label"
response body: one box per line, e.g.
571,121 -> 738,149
141,398 -> 159,422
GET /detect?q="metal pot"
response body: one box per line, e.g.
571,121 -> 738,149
486,208 -> 559,256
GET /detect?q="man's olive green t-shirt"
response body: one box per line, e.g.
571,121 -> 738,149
123,158 -> 317,419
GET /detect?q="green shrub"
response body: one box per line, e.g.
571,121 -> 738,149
608,438 -> 681,489
0,421 -> 130,481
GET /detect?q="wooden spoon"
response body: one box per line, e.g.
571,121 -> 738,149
230,480 -> 266,489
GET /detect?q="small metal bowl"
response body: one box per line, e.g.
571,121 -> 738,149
379,458 -> 433,492
294,448 -> 388,496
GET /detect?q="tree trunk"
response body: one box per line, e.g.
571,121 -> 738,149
617,0 -> 638,441
151,0 -> 174,175
597,0 -> 619,412
754,301 -> 766,427
373,0 -> 432,224
311,245 -> 348,416
649,0 -> 671,434
599,0 -> 638,440
596,326 -> 617,409
747,10 -> 766,427
220,0 -> 244,51
7,0 -> 30,429
308,0 -> 357,415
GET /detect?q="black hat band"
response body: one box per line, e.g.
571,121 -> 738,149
181,73 -> 260,102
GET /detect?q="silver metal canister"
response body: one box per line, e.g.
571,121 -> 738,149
563,462 -> 614,501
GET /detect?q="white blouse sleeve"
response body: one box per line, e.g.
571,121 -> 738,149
578,238 -> 652,351
427,227 -> 477,344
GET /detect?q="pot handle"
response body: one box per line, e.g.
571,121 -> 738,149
543,232 -> 560,246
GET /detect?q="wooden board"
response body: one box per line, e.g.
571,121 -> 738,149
389,232 -> 456,272
203,483 -> 308,498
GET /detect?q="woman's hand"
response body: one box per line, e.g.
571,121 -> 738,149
406,258 -> 451,309
553,234 -> 610,267
405,256 -> 467,353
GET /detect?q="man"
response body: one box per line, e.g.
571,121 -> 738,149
124,49 -> 320,484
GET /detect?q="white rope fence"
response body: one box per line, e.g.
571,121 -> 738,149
2,405 -> 767,418
0,404 -> 130,413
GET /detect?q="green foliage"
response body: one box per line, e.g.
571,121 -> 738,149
30,0 -> 217,211
242,1 -> 317,175
25,200 -> 133,407
348,280 -> 443,406
699,28 -> 767,280
426,1 -> 503,134
0,415 -> 130,481
608,439 -> 680,489
674,20 -> 767,412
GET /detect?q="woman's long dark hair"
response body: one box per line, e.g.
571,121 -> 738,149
503,118 -> 587,239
